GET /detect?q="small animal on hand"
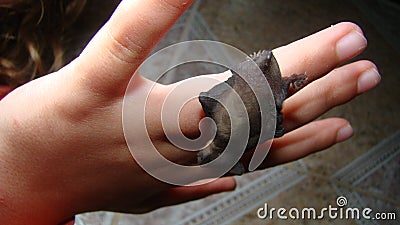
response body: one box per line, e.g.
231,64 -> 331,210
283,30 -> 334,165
198,50 -> 307,175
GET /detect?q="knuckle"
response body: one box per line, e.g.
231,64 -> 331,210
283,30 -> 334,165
106,25 -> 145,65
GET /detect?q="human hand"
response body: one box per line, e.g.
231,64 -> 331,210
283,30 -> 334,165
0,0 -> 223,224
0,0 -> 379,225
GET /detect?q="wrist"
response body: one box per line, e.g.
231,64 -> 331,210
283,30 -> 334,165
0,123 -> 78,225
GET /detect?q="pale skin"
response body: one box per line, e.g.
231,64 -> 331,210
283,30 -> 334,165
0,0 -> 381,224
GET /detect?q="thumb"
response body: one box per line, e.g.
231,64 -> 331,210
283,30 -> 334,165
70,0 -> 194,96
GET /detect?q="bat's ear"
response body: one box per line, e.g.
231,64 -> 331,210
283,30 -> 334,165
199,92 -> 219,114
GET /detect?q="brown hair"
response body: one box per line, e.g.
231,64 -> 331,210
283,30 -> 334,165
0,0 -> 87,87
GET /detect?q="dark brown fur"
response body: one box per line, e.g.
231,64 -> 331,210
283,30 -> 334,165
198,50 -> 306,174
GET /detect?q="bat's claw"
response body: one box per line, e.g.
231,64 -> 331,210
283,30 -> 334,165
283,73 -> 307,92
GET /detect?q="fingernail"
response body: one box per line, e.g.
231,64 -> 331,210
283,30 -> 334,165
337,124 -> 353,142
357,68 -> 381,93
336,31 -> 367,60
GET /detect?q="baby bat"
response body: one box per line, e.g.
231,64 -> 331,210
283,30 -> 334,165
198,50 -> 306,175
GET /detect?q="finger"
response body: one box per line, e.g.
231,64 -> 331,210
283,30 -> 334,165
142,177 -> 236,211
71,0 -> 194,96
282,60 -> 380,131
273,22 -> 367,83
259,118 -> 353,169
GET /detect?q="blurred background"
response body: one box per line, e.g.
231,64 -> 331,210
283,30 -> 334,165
76,0 -> 399,224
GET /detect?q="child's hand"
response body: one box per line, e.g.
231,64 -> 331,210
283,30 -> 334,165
0,0 -> 379,224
